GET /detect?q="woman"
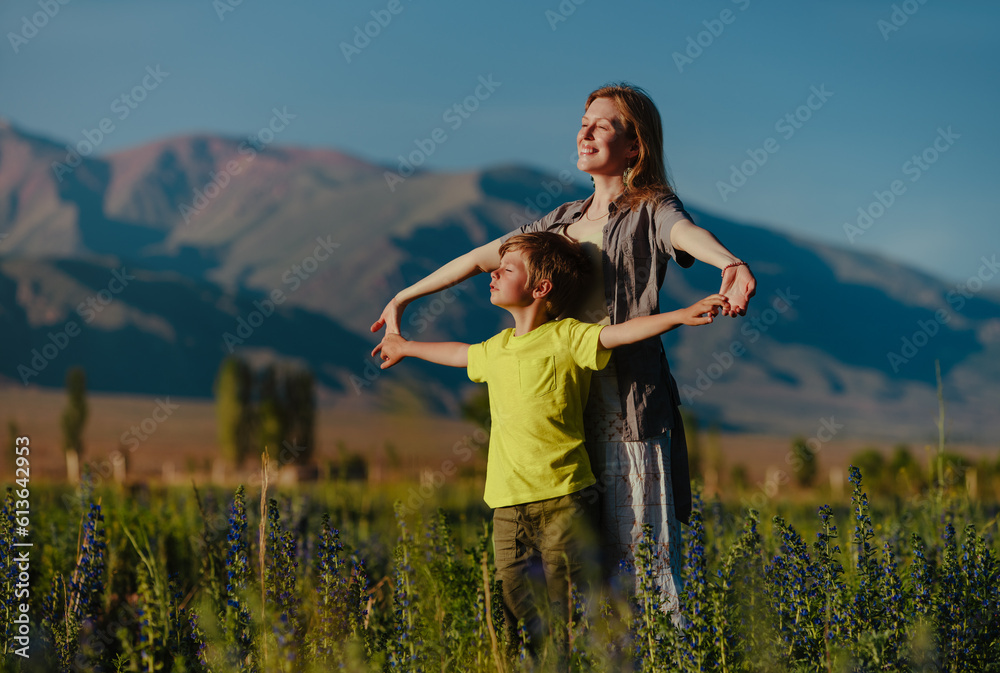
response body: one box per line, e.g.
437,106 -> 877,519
372,83 -> 756,608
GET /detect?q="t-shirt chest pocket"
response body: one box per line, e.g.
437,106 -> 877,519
518,356 -> 555,397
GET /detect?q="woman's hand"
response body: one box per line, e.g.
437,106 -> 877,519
370,296 -> 408,359
369,237 -> 503,359
371,296 -> 407,335
669,219 -> 756,316
719,264 -> 756,317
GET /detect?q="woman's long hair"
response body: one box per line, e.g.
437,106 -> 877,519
585,83 -> 674,210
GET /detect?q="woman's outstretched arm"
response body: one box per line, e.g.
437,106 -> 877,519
669,219 -> 757,317
370,236 -> 505,339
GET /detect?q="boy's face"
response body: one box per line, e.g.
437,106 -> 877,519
490,249 -> 536,309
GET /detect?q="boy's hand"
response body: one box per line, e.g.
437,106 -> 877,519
599,294 -> 730,349
370,297 -> 406,360
680,294 -> 730,326
374,333 -> 408,369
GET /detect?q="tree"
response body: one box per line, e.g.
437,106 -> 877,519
790,436 -> 817,488
888,443 -> 925,495
214,356 -> 253,468
61,367 -> 88,483
282,367 -> 316,465
216,359 -> 317,469
256,364 -> 287,461
850,448 -> 887,493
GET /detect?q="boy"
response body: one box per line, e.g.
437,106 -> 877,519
375,232 -> 728,652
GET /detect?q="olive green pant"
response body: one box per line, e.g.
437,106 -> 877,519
492,486 -> 600,658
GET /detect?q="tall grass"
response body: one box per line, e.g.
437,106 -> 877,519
0,466 -> 997,672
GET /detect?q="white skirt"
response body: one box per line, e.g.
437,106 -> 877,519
584,359 -> 682,610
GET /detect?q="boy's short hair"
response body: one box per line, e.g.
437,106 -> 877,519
498,232 -> 591,318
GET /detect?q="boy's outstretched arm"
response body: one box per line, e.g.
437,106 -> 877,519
598,294 -> 730,350
374,333 -> 470,369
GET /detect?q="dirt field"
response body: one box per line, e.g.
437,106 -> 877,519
0,386 -> 481,484
1,386 -> 995,497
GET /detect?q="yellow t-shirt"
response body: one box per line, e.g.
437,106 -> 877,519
467,318 -> 611,508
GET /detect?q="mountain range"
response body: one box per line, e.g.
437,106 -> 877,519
1,119 -> 998,442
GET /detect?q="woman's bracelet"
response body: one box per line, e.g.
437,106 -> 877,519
721,261 -> 748,276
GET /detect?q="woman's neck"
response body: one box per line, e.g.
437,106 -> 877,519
590,173 -> 624,213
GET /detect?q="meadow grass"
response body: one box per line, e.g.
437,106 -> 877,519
1,467 -> 998,672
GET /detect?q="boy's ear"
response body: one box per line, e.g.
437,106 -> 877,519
532,279 -> 553,300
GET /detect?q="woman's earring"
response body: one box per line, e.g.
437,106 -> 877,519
623,165 -> 633,189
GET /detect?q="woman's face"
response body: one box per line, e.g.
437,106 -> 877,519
577,97 -> 638,177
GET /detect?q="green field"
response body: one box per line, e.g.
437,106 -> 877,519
2,459 -> 998,673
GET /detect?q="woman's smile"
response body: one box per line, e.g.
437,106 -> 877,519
576,97 -> 635,176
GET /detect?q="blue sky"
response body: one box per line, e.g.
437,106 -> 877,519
2,0 -> 997,284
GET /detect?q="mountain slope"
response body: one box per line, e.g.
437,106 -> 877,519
0,255 -> 469,415
1,121 -> 997,441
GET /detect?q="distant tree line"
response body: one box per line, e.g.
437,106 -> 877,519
214,357 -> 316,468
62,366 -> 88,483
